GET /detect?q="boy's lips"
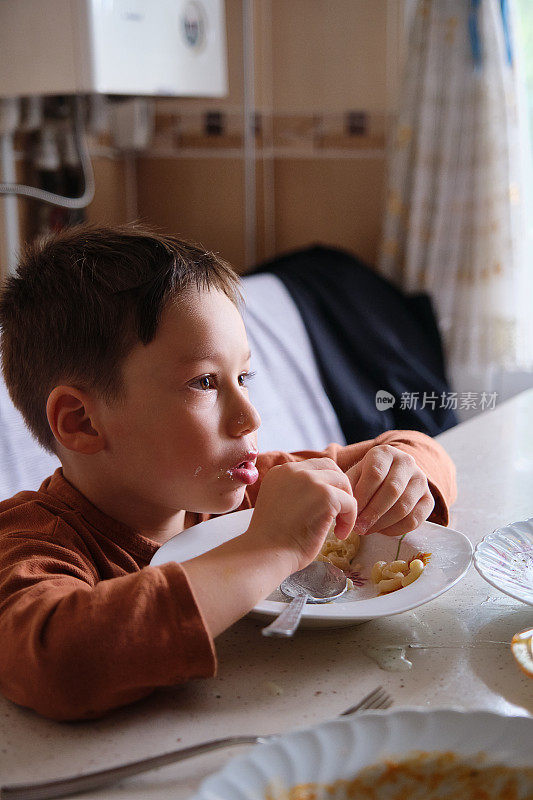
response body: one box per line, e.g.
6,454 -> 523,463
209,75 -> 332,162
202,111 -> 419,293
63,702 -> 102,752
226,451 -> 259,485
227,462 -> 259,485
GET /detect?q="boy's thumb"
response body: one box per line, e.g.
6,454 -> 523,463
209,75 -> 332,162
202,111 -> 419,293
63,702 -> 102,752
333,503 -> 357,540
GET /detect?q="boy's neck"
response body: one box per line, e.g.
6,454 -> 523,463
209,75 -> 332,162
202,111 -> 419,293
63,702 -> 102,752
61,463 -> 187,545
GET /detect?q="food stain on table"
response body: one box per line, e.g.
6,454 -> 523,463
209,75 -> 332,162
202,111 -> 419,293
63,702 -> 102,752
363,644 -> 413,671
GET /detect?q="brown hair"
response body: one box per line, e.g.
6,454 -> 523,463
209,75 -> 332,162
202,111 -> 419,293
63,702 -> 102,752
0,224 -> 242,455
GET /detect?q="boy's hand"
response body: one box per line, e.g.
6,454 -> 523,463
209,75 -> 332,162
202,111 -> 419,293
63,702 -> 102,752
347,444 -> 434,537
246,458 -> 358,574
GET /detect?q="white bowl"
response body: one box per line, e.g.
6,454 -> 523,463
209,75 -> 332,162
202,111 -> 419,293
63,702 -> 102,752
474,518 -> 533,605
190,708 -> 533,799
152,508 -> 473,628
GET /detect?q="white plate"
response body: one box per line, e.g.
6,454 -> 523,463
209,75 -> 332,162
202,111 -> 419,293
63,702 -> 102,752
190,709 -> 533,800
151,508 -> 473,627
474,518 -> 533,605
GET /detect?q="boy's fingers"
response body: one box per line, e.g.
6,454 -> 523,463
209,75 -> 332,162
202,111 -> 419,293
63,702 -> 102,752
372,496 -> 434,538
358,474 -> 429,534
330,489 -> 358,540
319,468 -> 354,497
291,457 -> 347,474
289,458 -> 358,540
291,461 -> 354,497
348,447 -> 395,517
345,459 -> 363,488
350,452 -> 400,532
367,480 -> 433,533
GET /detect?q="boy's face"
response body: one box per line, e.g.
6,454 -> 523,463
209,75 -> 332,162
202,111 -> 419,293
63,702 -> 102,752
101,286 -> 261,516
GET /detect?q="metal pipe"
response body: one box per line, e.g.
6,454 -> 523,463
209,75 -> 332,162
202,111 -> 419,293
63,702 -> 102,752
0,131 -> 20,276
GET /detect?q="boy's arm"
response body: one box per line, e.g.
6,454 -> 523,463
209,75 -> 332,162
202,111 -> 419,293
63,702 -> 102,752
0,459 -> 357,721
0,530 -> 216,721
241,429 -> 456,526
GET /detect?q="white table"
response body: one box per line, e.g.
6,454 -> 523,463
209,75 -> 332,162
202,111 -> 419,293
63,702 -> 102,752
1,390 -> 532,798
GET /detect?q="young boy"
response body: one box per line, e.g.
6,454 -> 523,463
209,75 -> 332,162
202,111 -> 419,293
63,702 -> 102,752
0,225 -> 456,721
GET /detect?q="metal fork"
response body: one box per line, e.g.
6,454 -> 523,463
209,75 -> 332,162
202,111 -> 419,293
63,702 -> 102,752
1,686 -> 392,800
338,685 -> 392,716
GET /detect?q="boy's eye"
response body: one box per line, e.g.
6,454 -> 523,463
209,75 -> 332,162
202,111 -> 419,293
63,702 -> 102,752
192,375 -> 216,391
238,370 -> 256,387
190,371 -> 256,391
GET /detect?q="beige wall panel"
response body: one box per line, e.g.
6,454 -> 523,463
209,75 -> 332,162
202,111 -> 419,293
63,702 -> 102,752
273,157 -> 386,266
271,0 -> 389,113
136,157 -> 246,271
86,157 -> 129,226
253,0 -> 273,110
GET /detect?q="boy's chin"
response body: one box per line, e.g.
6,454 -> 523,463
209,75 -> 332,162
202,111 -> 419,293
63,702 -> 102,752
214,487 -> 248,514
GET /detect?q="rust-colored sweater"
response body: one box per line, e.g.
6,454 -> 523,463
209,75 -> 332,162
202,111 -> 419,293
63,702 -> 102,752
0,430 -> 456,720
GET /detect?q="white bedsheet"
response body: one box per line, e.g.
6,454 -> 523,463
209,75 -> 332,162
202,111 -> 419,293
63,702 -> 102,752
241,273 -> 345,453
0,378 -> 59,497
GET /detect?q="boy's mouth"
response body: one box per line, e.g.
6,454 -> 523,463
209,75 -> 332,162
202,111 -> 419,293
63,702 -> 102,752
226,452 -> 259,485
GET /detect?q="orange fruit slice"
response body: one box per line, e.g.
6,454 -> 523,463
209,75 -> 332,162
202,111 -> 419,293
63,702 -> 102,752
511,628 -> 533,677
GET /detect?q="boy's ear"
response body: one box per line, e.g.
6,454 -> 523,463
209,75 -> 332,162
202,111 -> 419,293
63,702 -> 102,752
46,386 -> 106,455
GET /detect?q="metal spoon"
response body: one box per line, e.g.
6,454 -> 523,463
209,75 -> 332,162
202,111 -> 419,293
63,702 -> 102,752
261,561 -> 348,637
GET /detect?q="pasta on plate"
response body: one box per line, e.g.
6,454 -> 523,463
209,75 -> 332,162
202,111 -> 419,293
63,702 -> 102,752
316,525 -> 360,572
316,525 -> 429,595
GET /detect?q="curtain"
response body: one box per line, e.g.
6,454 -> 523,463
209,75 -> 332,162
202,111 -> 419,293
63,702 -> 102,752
379,0 -> 533,373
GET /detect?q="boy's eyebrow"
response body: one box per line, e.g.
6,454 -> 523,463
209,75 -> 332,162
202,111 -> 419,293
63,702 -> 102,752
179,349 -> 251,364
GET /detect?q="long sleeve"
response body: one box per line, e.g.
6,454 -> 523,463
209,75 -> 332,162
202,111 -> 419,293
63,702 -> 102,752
0,521 -> 216,721
241,429 -> 456,525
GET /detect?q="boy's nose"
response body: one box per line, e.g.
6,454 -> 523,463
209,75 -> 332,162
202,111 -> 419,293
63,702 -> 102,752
229,395 -> 261,437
